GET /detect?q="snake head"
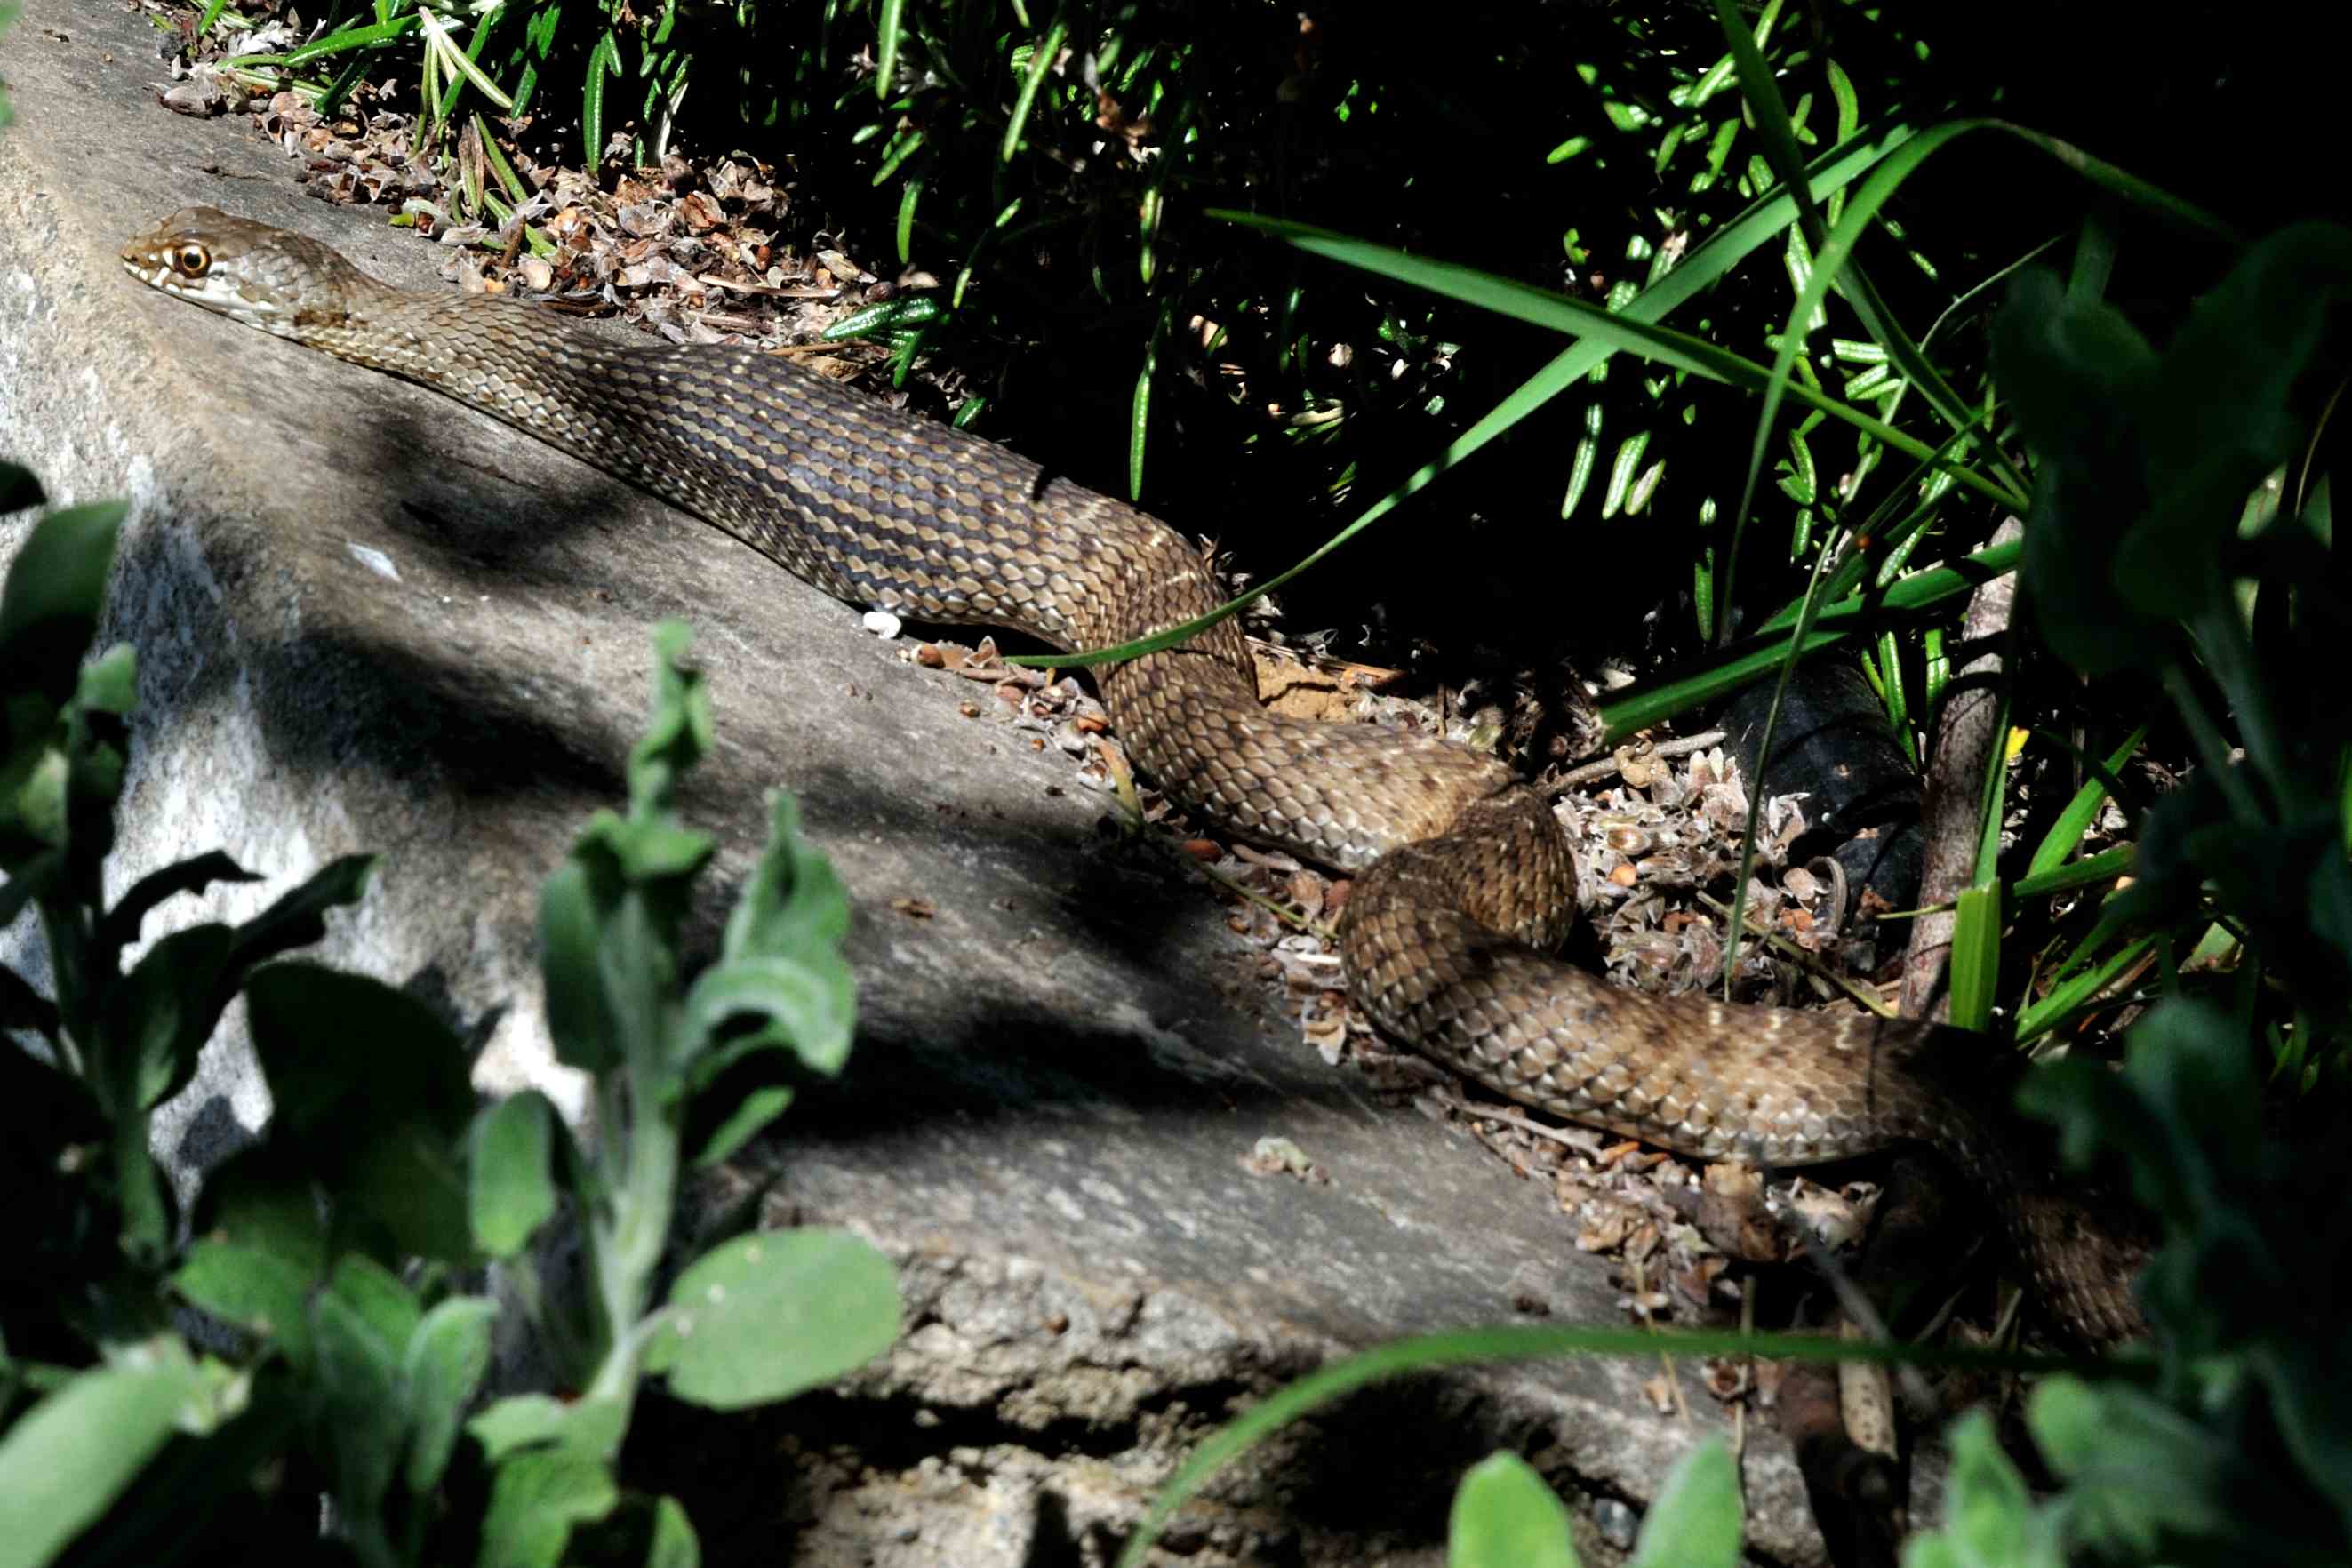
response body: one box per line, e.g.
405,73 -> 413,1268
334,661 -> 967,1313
120,206 -> 372,334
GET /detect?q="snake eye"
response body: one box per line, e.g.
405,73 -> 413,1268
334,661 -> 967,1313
174,244 -> 211,278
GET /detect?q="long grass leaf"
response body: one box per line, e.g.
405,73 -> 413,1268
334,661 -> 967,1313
1001,20 -> 1067,165
2027,725 -> 2147,877
2017,932 -> 2159,1043
1948,884 -> 2002,1032
1011,127 -> 1933,671
874,0 -> 903,102
1597,538 -> 2022,741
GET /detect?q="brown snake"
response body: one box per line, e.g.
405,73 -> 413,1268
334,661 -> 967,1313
122,207 -> 2147,1344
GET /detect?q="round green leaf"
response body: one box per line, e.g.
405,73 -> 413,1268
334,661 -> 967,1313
645,1229 -> 900,1412
172,1240 -> 317,1368
0,1344 -> 203,1568
470,1091 -> 560,1258
1630,1436 -> 1741,1568
404,1297 -> 498,1495
1447,1452 -> 1580,1568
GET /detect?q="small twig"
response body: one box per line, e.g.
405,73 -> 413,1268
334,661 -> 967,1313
1691,891 -> 1899,1018
1177,847 -> 1332,937
1548,729 -> 1728,795
1433,1093 -> 1607,1153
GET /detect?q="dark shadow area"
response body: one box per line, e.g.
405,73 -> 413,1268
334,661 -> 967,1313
666,2 -> 2341,708
614,1363 -> 1574,1568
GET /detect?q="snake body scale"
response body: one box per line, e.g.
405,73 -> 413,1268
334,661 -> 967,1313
121,207 -> 2145,1344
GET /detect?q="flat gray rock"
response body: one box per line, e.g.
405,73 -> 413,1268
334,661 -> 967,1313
2,6 -> 1866,1560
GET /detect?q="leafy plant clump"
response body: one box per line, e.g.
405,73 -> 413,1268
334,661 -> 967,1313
0,462 -> 900,1568
1114,9 -> 2352,1558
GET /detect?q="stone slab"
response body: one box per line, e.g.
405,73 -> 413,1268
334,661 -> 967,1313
1,7 -> 1852,1559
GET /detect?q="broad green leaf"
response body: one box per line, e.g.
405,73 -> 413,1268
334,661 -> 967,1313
475,1444 -> 618,1568
470,1091 -> 561,1258
0,499 -> 127,719
645,1497 -> 700,1568
2022,1373 -> 2100,1476
191,1145 -> 328,1281
0,1342 -> 204,1568
342,1115 -> 476,1263
101,850 -> 260,957
324,1253 -> 423,1364
245,963 -> 472,1140
225,853 -> 377,973
404,1297 -> 498,1495
1900,1411 -> 2055,1568
1447,1452 -> 1578,1568
606,816 -> 716,886
2119,224 -> 2352,615
99,923 -> 235,1112
244,964 -> 475,1259
9,739 -> 68,852
313,1276 -> 409,1522
1993,271 -> 2170,676
644,1229 -> 900,1411
624,620 -> 711,816
681,952 -> 855,1076
172,1241 -> 319,1369
2021,1380 -> 2232,1556
468,1392 -> 629,1463
73,642 -> 136,716
2252,1347 -> 2352,1542
723,789 -> 852,962
1631,1436 -> 1741,1568
540,861 -> 622,1073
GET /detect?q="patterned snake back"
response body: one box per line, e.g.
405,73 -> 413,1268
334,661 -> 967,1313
121,207 -> 2147,1343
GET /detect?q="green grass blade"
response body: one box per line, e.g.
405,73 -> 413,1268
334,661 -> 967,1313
873,0 -> 903,102
1596,537 -> 2022,741
1948,883 -> 2002,1032
240,13 -> 420,69
1010,126 -> 1945,672
1129,316 -> 1158,501
1001,20 -> 1067,164
2017,932 -> 2160,1043
581,28 -> 618,170
894,172 -> 923,262
418,5 -> 515,112
1214,212 -> 2021,509
1006,342 -> 1606,669
2027,725 -> 2147,877
1972,696 -> 2014,887
2011,843 -> 2133,901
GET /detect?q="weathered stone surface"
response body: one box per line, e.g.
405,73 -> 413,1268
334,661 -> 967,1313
2,5 -> 1854,1559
